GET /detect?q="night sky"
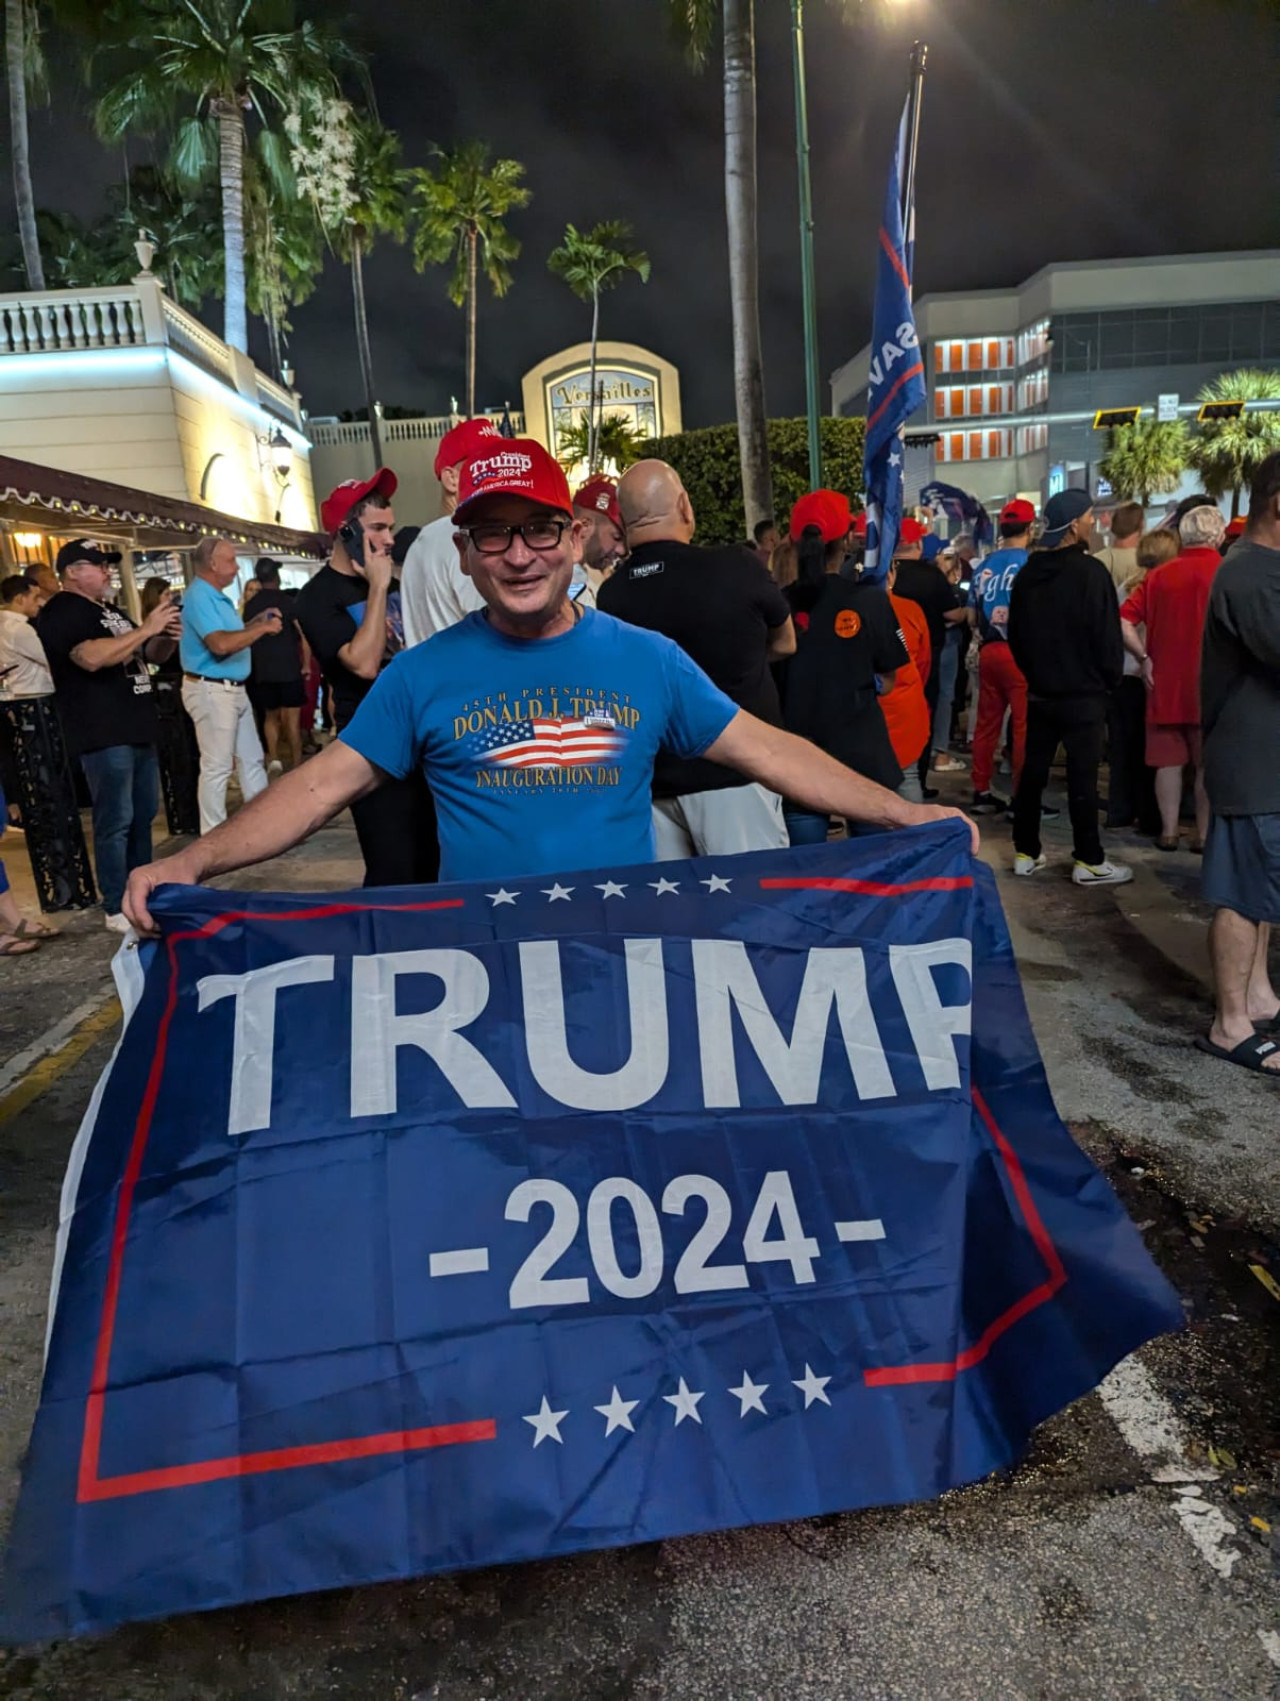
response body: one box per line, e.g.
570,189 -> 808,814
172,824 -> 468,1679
7,0 -> 1279,427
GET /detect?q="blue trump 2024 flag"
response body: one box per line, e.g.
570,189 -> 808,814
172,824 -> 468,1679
2,824 -> 1181,1639
862,101 -> 928,583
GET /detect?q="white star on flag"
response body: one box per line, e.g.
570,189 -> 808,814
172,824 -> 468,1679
542,883 -> 575,902
888,450 -> 902,467
649,878 -> 680,896
663,1377 -> 705,1426
792,1364 -> 832,1408
594,1385 -> 639,1435
700,874 -> 732,894
524,1395 -> 569,1446
728,1372 -> 768,1416
486,889 -> 518,906
595,880 -> 628,899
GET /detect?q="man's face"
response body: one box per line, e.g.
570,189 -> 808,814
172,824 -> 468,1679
576,506 -> 626,572
898,540 -> 923,562
8,587 -> 41,619
757,525 -> 780,556
1071,508 -> 1095,546
209,541 -> 239,589
456,495 -> 581,626
31,566 -> 58,602
63,560 -> 112,602
356,501 -> 395,573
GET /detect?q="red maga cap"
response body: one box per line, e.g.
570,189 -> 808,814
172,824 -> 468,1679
898,516 -> 928,546
999,498 -> 1037,527
574,476 -> 621,529
320,468 -> 397,534
790,490 -> 852,544
434,417 -> 503,479
454,438 -> 574,522
1224,515 -> 1248,538
853,510 -> 869,537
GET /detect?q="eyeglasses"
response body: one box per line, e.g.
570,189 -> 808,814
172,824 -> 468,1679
462,519 -> 569,556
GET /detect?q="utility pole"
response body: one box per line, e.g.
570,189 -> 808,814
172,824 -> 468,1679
790,0 -> 822,489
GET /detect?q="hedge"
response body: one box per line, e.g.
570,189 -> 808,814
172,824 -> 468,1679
639,416 -> 868,546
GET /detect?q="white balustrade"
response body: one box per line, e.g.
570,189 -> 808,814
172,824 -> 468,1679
309,411 -> 524,448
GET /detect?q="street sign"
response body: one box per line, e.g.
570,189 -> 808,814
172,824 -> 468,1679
1157,394 -> 1180,423
1093,407 -> 1140,431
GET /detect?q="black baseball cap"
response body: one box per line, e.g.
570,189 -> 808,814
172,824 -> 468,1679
55,538 -> 123,574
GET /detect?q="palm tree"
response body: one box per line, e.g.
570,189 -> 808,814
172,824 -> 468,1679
547,221 -> 650,473
94,0 -> 357,354
410,143 -> 530,420
1188,369 -> 1280,518
332,124 -> 408,471
1099,418 -> 1189,508
670,0 -> 772,530
6,0 -> 45,287
555,410 -> 644,477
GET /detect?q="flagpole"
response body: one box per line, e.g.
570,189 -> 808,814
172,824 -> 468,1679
790,0 -> 822,488
901,41 -> 928,242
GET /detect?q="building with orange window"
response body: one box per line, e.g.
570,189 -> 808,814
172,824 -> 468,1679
831,250 -> 1280,513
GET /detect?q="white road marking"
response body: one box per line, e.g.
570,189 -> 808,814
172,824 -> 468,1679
429,1248 -> 490,1277
1099,1356 -> 1243,1581
0,987 -> 116,1096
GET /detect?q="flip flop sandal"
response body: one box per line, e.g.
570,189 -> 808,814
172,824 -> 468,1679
12,918 -> 58,940
0,933 -> 40,956
1193,1032 -> 1280,1075
1154,836 -> 1181,852
1253,1012 -> 1280,1037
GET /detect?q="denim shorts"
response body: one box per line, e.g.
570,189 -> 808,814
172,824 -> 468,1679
1201,812 -> 1280,925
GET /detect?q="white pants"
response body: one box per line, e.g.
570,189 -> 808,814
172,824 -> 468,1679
652,783 -> 788,860
181,677 -> 268,835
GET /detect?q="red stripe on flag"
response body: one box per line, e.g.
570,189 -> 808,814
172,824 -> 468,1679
77,896 -> 486,1505
863,1088 -> 1068,1387
82,1420 -> 497,1502
867,360 -> 925,434
760,875 -> 972,896
878,223 -> 912,292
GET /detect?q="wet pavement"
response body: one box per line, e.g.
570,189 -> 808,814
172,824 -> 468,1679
1,784 -> 1278,1699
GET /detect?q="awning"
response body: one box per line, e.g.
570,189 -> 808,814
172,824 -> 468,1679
0,453 -> 327,557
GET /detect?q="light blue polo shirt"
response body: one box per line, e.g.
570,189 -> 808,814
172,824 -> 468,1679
179,575 -> 251,682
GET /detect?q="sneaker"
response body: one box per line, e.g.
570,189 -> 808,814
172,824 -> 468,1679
1040,803 -> 1061,821
104,911 -> 133,935
933,753 -> 968,773
971,791 -> 1007,815
267,758 -> 283,778
1014,853 -> 1046,877
1072,858 -> 1134,887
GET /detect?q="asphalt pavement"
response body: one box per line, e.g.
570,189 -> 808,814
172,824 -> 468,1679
1,789 -> 1277,1700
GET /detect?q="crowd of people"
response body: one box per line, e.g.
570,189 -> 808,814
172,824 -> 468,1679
1,431 -> 1275,1080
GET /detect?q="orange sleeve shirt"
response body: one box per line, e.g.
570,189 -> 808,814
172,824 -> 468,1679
881,593 -> 932,769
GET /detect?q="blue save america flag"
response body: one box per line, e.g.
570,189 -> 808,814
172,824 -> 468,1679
861,101 -> 928,583
1,824 -> 1181,1639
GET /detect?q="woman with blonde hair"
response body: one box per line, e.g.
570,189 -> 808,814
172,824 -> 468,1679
1105,528 -> 1178,831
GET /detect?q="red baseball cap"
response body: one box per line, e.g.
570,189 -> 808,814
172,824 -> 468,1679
574,476 -> 621,529
999,498 -> 1037,527
898,516 -> 928,545
790,490 -> 852,544
454,438 -> 574,523
434,417 -> 503,479
320,468 -> 397,535
853,510 -> 869,537
1224,515 -> 1248,538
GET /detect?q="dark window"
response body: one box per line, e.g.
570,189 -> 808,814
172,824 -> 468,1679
1133,314 -> 1169,362
1199,311 -> 1232,361
1229,304 -> 1264,362
1168,311 -> 1199,362
1099,315 -> 1135,369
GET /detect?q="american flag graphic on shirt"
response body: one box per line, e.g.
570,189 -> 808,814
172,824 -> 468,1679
470,713 -> 626,769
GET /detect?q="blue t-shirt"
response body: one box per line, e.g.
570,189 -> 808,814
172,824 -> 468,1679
340,607 -> 740,883
179,576 -> 250,681
968,547 -> 1027,643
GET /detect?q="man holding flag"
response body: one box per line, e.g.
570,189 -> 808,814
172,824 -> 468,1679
861,100 -> 927,584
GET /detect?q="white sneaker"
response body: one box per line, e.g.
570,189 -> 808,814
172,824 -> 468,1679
267,759 -> 283,778
104,911 -> 133,935
1013,853 -> 1046,877
1072,858 -> 1134,887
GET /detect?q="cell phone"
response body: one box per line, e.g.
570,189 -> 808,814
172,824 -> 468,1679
170,592 -> 182,611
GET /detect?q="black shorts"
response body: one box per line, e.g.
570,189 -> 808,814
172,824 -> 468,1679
249,678 -> 305,712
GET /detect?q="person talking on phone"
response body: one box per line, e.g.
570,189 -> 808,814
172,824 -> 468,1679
293,472 -> 438,885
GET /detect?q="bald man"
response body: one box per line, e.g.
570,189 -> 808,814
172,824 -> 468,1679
598,459 -> 796,860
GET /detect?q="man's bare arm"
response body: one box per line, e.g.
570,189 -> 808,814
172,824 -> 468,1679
766,617 -> 797,660
122,741 -> 384,934
704,710 -> 979,852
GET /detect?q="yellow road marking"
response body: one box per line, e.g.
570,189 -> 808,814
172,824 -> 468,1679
0,998 -> 121,1127
1249,1264 -> 1280,1304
